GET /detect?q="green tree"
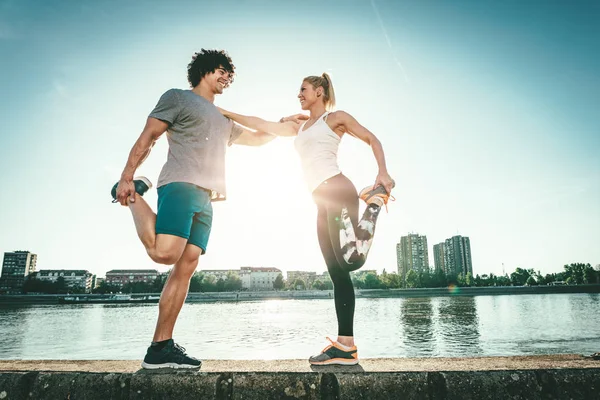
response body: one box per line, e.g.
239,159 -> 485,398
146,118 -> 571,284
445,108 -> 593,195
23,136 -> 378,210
583,264 -> 599,284
122,281 -> 155,293
189,272 -> 203,292
510,268 -> 531,286
446,273 -> 458,287
273,273 -> 285,290
22,277 -> 44,293
23,277 -> 42,293
526,276 -> 538,286
225,273 -> 243,291
543,273 -> 556,285
418,270 -> 433,288
55,277 -> 69,294
364,272 -> 382,289
151,273 -> 168,292
93,280 -> 120,294
566,276 -> 575,285
201,275 -> 217,292
321,279 -> 333,290
465,272 -> 473,287
379,270 -> 389,288
351,275 -> 365,289
405,270 -> 418,288
534,271 -> 546,285
497,274 -> 511,286
434,269 -> 448,287
381,272 -> 402,289
292,279 -> 306,290
563,263 -> 590,285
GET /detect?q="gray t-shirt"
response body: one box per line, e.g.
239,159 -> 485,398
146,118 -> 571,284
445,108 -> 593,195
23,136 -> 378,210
149,89 -> 243,201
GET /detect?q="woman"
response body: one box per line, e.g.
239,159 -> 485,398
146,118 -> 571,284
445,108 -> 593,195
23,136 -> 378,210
219,73 -> 395,365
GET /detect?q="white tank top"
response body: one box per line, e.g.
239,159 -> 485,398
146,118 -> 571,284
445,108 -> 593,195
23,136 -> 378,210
294,112 -> 342,192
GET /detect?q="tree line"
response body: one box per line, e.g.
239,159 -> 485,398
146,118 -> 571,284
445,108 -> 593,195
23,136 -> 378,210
20,263 -> 599,294
352,263 -> 600,289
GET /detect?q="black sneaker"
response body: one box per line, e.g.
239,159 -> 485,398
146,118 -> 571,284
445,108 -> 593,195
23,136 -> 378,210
308,337 -> 359,366
111,176 -> 152,203
141,339 -> 202,370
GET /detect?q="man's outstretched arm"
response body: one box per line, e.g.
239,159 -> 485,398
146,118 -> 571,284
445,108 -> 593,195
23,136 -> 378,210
219,107 -> 302,137
233,127 -> 277,146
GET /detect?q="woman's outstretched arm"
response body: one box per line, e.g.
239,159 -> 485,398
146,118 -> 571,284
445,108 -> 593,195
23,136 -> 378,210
218,107 -> 301,137
336,111 -> 395,194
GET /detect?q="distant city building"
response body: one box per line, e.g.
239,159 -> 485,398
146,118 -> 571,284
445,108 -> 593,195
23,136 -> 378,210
396,234 -> 429,278
443,235 -> 473,277
92,276 -> 104,289
201,269 -> 240,282
105,269 -> 159,287
240,267 -> 281,291
0,251 -> 37,293
287,271 -> 316,287
433,243 -> 445,272
314,271 -> 331,283
35,269 -> 94,293
199,267 -> 283,291
395,242 -> 402,275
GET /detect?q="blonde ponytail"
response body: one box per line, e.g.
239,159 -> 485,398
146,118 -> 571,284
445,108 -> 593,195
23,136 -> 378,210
303,73 -> 336,111
321,73 -> 336,111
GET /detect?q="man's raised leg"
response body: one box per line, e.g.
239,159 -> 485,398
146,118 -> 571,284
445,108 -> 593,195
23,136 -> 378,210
128,193 -> 187,265
112,177 -> 187,265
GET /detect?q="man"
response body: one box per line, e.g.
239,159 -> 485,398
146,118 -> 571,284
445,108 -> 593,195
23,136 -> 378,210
111,49 -> 276,370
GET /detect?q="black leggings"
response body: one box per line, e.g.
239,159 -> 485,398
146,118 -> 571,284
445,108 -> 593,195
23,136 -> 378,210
313,174 -> 382,336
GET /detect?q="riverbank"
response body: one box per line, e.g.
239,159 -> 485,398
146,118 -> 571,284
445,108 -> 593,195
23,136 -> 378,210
1,355 -> 599,399
1,284 -> 599,305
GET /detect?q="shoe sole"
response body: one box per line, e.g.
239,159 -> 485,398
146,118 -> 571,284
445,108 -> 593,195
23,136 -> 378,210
309,358 -> 359,366
359,186 -> 388,202
134,176 -> 153,189
141,361 -> 201,370
111,177 -> 153,203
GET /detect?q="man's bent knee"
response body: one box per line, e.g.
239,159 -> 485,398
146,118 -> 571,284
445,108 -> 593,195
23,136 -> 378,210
149,234 -> 188,265
149,249 -> 182,265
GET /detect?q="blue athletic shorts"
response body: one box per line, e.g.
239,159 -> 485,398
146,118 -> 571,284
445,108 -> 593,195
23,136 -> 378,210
156,182 -> 213,254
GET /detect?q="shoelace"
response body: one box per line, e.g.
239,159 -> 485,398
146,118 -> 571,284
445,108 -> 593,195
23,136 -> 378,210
383,195 -> 396,213
173,343 -> 188,355
370,192 -> 396,213
363,185 -> 396,213
320,337 -> 336,354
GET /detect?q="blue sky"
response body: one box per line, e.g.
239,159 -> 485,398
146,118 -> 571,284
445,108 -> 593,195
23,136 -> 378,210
0,0 -> 598,278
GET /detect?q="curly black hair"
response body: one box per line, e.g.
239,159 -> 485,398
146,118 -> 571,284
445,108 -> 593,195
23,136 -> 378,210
187,49 -> 235,88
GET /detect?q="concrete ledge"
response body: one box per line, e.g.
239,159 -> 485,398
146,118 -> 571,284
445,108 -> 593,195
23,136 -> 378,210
1,356 -> 599,399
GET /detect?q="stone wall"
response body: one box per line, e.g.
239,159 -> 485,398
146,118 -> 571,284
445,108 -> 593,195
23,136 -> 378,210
1,368 -> 599,399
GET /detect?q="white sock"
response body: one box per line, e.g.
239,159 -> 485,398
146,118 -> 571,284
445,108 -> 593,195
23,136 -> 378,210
336,341 -> 354,350
369,196 -> 384,207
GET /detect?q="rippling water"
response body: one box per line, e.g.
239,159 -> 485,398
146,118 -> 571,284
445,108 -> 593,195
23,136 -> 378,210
1,293 -> 599,360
